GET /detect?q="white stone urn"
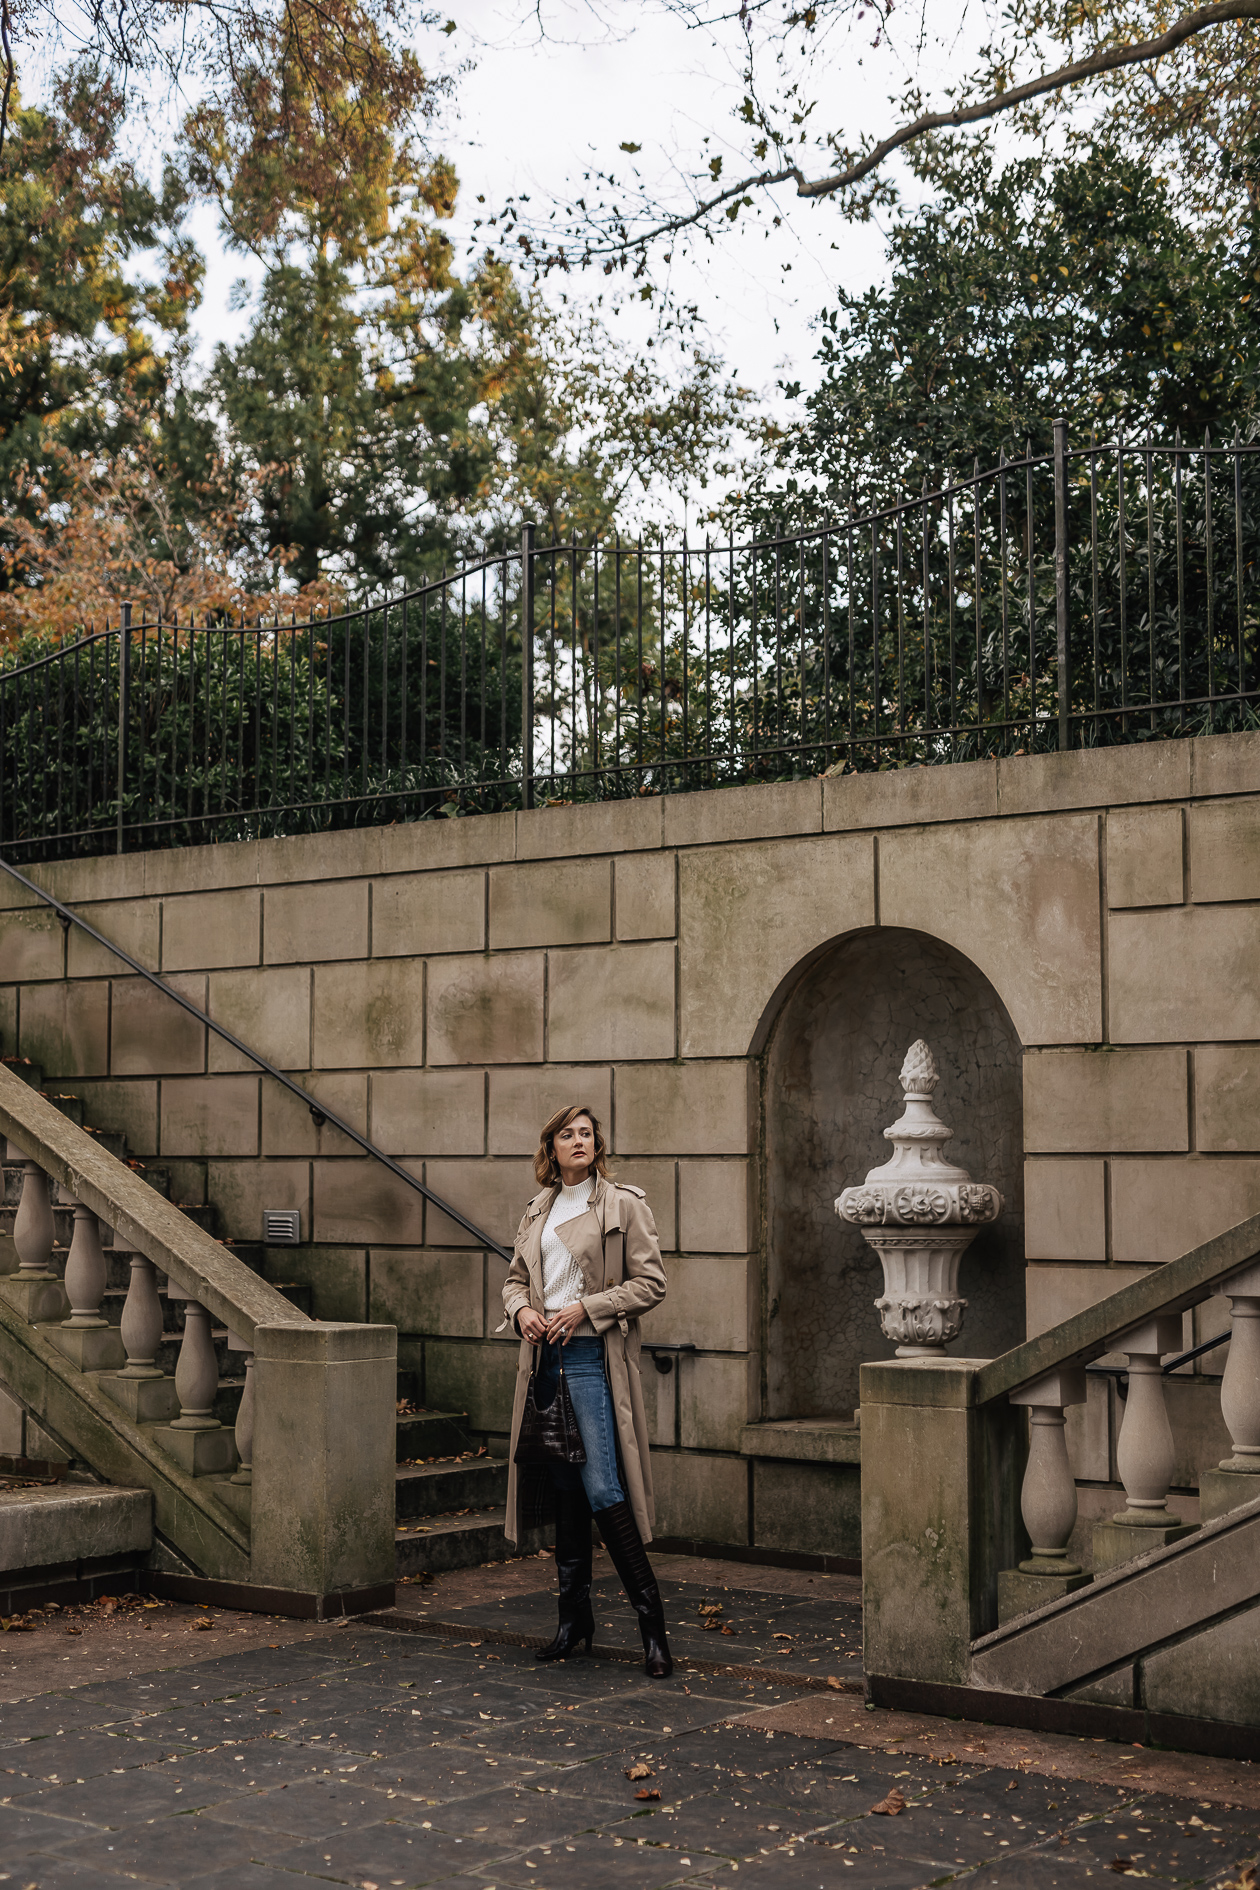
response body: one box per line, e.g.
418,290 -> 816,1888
834,1039 -> 1002,1356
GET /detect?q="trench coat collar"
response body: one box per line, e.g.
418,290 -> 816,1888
520,1173 -> 612,1297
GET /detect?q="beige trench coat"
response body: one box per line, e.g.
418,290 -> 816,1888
500,1174 -> 667,1546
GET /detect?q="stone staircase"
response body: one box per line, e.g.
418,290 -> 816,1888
0,1054 -> 525,1602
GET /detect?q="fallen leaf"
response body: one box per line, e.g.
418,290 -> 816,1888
1107,1863 -> 1140,1876
870,1790 -> 905,1816
635,1788 -> 661,1801
625,1763 -> 653,1781
64,1626 -> 82,1637
720,1624 -> 738,1636
826,1676 -> 843,1690
772,1632 -> 793,1640
189,1618 -> 214,1632
1005,1779 -> 1019,1791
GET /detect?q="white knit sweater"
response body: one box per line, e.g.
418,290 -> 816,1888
541,1177 -> 596,1337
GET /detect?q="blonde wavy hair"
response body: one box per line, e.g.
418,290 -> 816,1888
534,1104 -> 609,1187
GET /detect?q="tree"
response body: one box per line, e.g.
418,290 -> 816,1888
760,137 -> 1260,515
0,427 -> 342,645
0,0 -> 437,167
0,66 -> 198,560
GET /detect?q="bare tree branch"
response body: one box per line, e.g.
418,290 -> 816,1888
558,0 -> 1260,260
801,0 -> 1260,196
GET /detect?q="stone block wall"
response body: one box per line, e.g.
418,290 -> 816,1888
4,734 -> 1260,1554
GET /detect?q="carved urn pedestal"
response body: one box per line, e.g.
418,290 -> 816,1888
835,1040 -> 1002,1357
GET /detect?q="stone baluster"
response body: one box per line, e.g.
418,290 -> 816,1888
13,1153 -> 54,1276
1200,1260 -> 1260,1522
150,1291 -> 236,1476
998,1367 -> 1092,1621
48,1203 -> 125,1372
1093,1314 -> 1197,1572
119,1256 -> 166,1379
0,1144 -> 68,1323
228,1330 -> 255,1486
172,1301 -> 220,1431
62,1205 -> 107,1327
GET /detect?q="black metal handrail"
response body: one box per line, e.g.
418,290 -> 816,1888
1086,1329 -> 1231,1394
0,854 -> 514,1262
5,423 -> 1260,865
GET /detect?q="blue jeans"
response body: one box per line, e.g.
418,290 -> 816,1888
534,1336 -> 625,1512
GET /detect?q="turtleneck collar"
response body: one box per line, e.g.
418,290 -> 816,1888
556,1174 -> 594,1203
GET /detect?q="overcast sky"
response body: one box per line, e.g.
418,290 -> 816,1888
171,0 -> 998,411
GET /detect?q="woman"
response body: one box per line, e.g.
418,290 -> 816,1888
501,1104 -> 671,1678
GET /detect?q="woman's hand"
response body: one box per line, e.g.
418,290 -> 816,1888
517,1307 -> 547,1343
545,1301 -> 587,1345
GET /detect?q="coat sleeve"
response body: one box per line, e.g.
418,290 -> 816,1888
581,1192 -> 667,1333
501,1209 -> 535,1332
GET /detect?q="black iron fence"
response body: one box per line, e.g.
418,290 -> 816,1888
3,425 -> 1259,862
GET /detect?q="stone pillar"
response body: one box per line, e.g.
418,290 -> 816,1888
998,1366 -> 1092,1622
1200,1259 -> 1260,1523
860,1356 -> 1023,1685
836,1041 -> 1002,1356
1093,1314 -> 1197,1572
49,1205 -> 125,1373
250,1322 -> 397,1612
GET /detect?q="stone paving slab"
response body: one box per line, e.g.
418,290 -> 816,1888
0,1560 -> 1258,1889
734,1689 -> 1260,1810
384,1557 -> 863,1686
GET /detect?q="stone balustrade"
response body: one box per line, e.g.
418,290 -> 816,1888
0,1062 -> 396,1615
994,1271 -> 1260,1622
860,1208 -> 1260,1689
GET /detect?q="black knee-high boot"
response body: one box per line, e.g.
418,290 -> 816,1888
594,1500 -> 672,1679
536,1485 -> 595,1661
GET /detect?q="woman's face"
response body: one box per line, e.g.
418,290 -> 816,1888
553,1114 -> 595,1177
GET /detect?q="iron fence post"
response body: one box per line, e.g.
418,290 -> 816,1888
521,523 -> 535,809
116,600 -> 132,853
1054,418 -> 1071,752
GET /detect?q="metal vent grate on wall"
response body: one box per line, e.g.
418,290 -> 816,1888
263,1210 -> 301,1245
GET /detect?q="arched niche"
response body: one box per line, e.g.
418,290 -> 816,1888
763,926 -> 1025,1420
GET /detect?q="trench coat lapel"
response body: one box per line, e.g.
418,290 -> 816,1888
517,1178 -> 612,1301
559,1201 -> 606,1293
518,1188 -> 555,1303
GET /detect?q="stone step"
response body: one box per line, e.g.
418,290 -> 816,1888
394,1505 -> 531,1577
396,1410 -> 473,1462
97,1277 -> 311,1335
154,1327 -> 232,1378
1,1159 -> 172,1208
394,1459 -> 508,1520
0,1201 -> 214,1254
0,1055 -> 43,1091
0,1482 -> 152,1614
